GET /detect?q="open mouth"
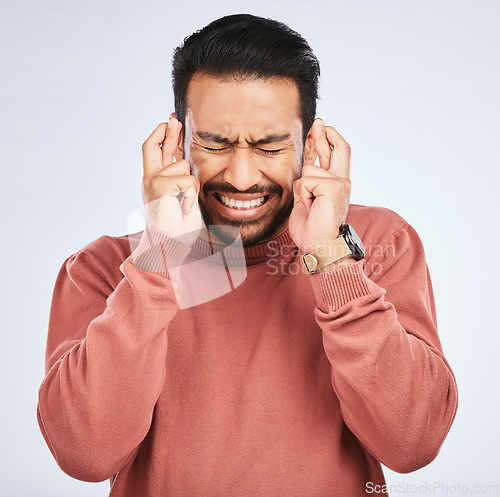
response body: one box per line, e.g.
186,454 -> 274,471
212,192 -> 273,220
214,192 -> 270,210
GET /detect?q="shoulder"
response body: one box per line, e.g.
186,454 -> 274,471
345,203 -> 411,249
345,203 -> 428,280
64,230 -> 144,289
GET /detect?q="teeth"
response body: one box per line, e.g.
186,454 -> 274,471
219,194 -> 266,209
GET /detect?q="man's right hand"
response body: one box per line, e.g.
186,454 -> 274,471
141,117 -> 204,245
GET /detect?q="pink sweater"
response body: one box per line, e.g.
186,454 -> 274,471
37,204 -> 458,496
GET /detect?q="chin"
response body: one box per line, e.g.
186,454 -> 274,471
205,218 -> 277,247
199,196 -> 293,248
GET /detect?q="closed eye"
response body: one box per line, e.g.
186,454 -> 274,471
258,148 -> 283,155
203,146 -> 283,155
203,146 -> 228,153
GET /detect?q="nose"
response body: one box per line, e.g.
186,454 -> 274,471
223,148 -> 263,192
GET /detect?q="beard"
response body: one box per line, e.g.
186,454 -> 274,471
198,181 -> 295,247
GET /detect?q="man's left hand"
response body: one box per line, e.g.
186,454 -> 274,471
288,118 -> 352,257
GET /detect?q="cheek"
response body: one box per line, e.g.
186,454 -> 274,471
187,150 -> 225,184
189,162 -> 200,181
285,165 -> 300,192
271,135 -> 303,195
187,146 -> 301,194
261,162 -> 298,199
270,155 -> 301,195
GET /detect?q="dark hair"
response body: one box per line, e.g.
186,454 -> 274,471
172,14 -> 320,143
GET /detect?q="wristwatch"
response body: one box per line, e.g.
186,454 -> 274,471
300,223 -> 366,274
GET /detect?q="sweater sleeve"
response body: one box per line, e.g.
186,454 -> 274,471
310,221 -> 458,474
37,227 -> 190,482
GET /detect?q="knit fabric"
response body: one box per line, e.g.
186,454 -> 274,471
37,203 -> 458,496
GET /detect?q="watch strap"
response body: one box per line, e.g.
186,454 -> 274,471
300,237 -> 352,274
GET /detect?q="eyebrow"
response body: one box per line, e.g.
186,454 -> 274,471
195,131 -> 291,146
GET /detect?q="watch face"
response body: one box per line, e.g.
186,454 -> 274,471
343,224 -> 366,259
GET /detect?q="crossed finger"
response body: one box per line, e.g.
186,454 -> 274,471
309,118 -> 351,180
142,117 -> 182,179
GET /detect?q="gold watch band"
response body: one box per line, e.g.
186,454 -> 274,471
300,237 -> 352,274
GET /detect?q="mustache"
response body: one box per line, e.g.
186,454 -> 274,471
203,182 -> 283,196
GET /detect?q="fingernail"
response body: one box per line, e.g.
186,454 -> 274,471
168,117 -> 173,129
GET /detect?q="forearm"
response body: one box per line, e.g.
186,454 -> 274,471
37,228 -> 189,482
312,260 -> 458,473
37,260 -> 179,481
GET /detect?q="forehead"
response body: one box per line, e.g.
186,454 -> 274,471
185,73 -> 302,138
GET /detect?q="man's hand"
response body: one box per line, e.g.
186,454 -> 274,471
141,116 -> 204,245
288,118 -> 352,258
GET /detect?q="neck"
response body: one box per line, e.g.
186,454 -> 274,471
191,220 -> 294,266
260,220 -> 289,244
198,220 -> 289,246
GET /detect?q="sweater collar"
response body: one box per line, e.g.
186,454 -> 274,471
189,228 -> 296,266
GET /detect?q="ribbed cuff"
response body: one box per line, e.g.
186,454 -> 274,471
125,226 -> 192,278
310,259 -> 378,312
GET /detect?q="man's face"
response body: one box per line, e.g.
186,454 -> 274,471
182,73 -> 304,246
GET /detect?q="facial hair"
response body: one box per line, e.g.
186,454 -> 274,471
198,181 -> 295,247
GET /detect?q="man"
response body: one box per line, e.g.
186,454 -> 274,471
37,14 -> 458,496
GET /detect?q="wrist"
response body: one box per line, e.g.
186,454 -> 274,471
300,224 -> 366,275
313,255 -> 358,273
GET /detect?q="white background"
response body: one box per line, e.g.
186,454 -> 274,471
1,0 -> 498,495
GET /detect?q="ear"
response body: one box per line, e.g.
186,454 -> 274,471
170,111 -> 184,161
174,132 -> 184,161
303,124 -> 317,165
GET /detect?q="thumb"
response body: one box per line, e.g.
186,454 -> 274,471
181,185 -> 199,216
